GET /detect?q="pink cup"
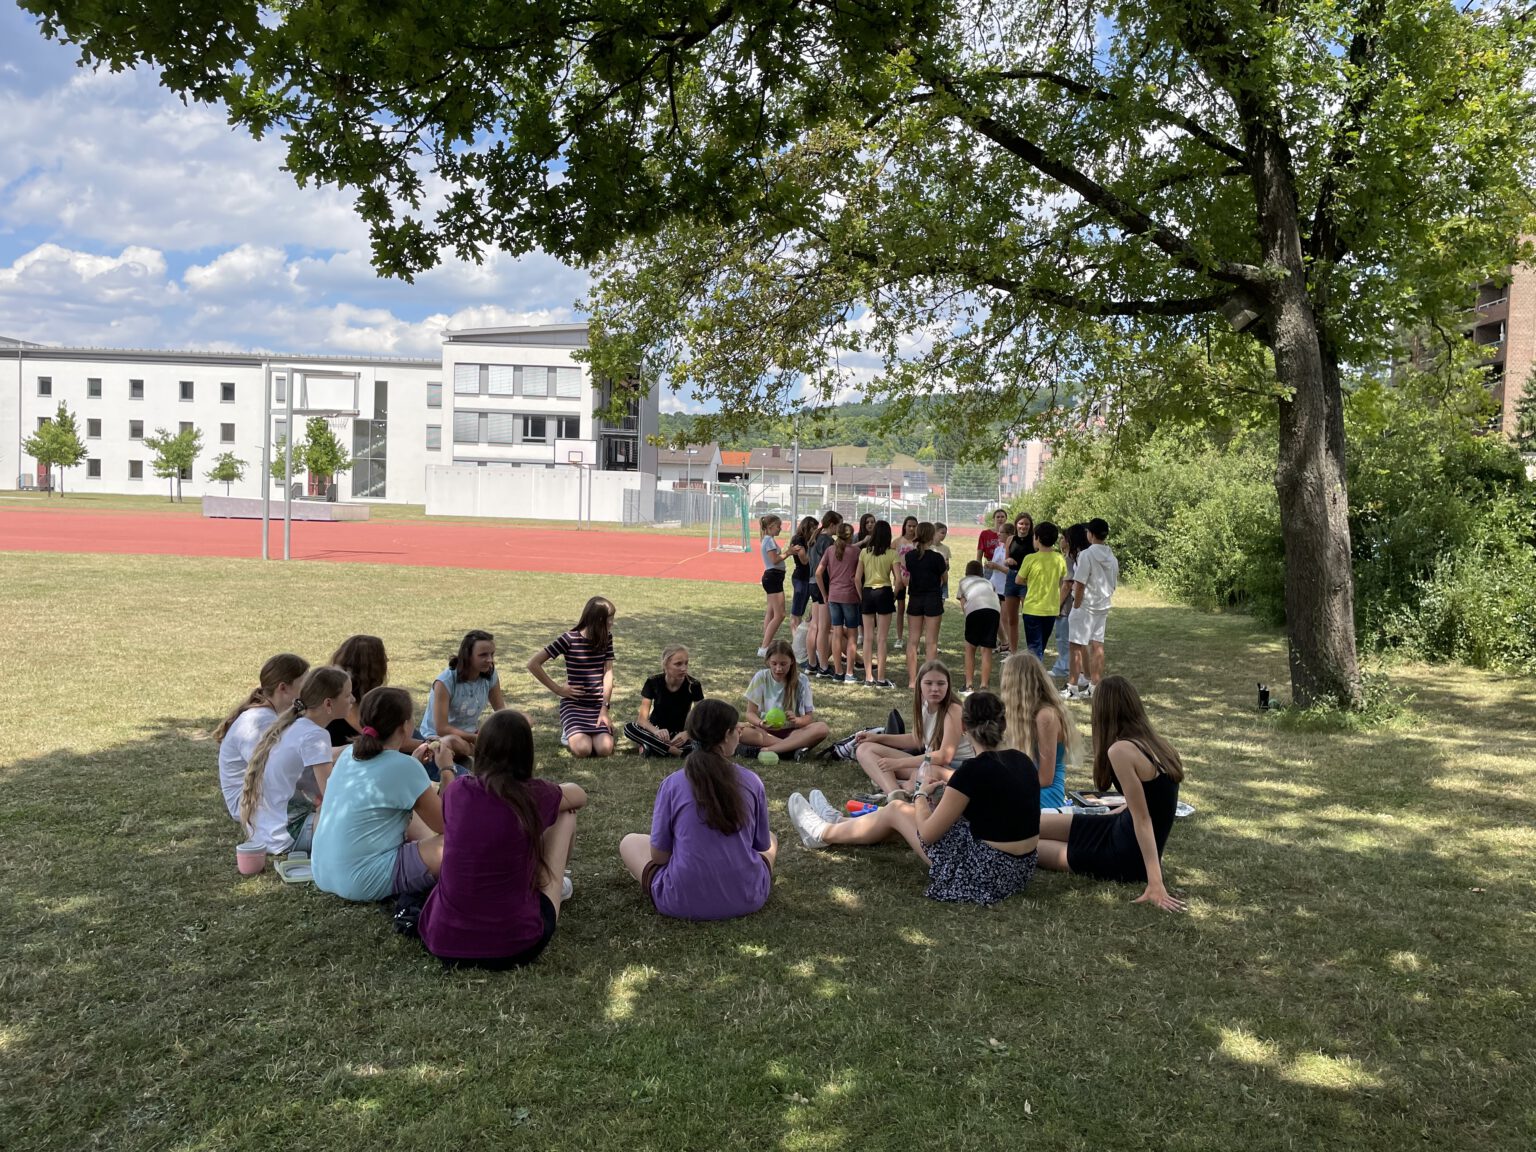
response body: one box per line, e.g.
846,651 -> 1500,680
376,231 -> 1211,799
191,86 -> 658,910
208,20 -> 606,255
236,841 -> 267,875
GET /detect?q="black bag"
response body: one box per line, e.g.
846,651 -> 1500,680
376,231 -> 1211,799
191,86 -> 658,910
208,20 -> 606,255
391,892 -> 426,938
886,708 -> 906,736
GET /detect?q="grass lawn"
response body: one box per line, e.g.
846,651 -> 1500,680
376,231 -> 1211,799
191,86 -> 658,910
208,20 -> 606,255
1,552 -> 1533,1151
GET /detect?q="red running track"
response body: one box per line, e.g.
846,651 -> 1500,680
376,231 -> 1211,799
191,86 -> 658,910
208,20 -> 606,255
0,508 -> 765,583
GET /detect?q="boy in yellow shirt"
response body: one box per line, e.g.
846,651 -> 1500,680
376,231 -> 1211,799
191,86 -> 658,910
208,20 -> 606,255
1017,522 -> 1067,663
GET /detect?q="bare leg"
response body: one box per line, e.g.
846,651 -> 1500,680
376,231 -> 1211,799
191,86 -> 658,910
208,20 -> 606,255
906,615 -> 920,685
876,614 -> 892,682
762,592 -> 786,650
415,834 -> 445,876
1069,642 -> 1087,685
923,616 -> 941,665
1089,640 -> 1106,685
590,732 -> 615,758
1037,809 -> 1074,873
862,618 -> 877,684
964,642 -> 976,688
820,802 -> 929,861
844,627 -> 860,677
829,625 -> 845,675
567,733 -> 594,758
619,832 -> 651,883
980,646 -> 993,688
406,814 -> 435,842
759,721 -> 829,754
1003,596 -> 1021,655
541,810 -> 578,915
817,604 -> 833,670
855,742 -> 916,793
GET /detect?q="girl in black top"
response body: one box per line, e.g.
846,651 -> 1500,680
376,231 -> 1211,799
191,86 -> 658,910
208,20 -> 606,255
1002,511 -> 1035,656
1036,676 -> 1185,911
787,691 -> 1039,905
623,644 -> 705,757
897,522 -> 949,687
788,516 -> 820,636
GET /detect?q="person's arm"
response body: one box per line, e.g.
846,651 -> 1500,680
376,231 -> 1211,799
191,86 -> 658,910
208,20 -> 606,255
598,660 -> 615,730
487,679 -> 507,712
527,644 -> 574,698
930,705 -> 966,768
412,782 -> 445,835
1110,743 -> 1184,911
637,694 -> 666,738
913,776 -> 967,841
1035,709 -> 1061,790
764,537 -> 782,566
559,781 -> 588,812
788,679 -> 814,726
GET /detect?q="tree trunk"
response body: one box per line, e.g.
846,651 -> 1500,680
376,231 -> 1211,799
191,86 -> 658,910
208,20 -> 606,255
1252,128 -> 1364,710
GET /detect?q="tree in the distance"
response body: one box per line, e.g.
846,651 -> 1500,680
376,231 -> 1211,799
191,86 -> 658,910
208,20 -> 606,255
206,451 -> 247,495
144,426 -> 204,502
298,417 -> 352,495
20,402 -> 89,496
24,0 -> 1536,709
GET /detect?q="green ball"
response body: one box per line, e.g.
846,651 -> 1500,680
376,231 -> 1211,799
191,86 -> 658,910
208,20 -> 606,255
762,707 -> 788,729
757,750 -> 780,766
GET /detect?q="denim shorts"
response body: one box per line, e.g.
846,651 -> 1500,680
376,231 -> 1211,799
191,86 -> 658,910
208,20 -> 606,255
829,601 -> 861,629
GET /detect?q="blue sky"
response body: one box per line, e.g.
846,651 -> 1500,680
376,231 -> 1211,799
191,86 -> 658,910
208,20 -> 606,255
0,4 -> 598,367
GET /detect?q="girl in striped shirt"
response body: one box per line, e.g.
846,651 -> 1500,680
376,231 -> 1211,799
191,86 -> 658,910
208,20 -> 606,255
528,596 -> 617,759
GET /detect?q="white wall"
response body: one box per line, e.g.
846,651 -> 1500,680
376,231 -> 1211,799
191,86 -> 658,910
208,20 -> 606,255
426,464 -> 655,522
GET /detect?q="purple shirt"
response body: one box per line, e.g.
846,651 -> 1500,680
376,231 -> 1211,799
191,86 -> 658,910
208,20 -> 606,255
649,765 -> 773,921
419,775 -> 562,959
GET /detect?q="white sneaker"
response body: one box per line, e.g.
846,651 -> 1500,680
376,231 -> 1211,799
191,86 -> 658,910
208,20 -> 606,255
842,674 -> 859,684
561,873 -> 573,901
788,792 -> 828,848
807,789 -> 844,824
757,646 -> 769,658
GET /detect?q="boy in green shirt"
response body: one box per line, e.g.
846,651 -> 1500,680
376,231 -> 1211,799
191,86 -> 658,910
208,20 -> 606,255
1017,522 -> 1067,663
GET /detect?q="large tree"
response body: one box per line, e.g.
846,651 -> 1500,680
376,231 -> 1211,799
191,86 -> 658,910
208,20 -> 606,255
21,403 -> 89,496
24,0 -> 1536,706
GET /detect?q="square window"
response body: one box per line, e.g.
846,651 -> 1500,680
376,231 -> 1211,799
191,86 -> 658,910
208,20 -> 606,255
487,365 -> 516,396
454,363 -> 480,395
130,379 -> 144,399
129,420 -> 144,440
179,421 -> 194,435
37,416 -> 50,431
87,418 -> 102,439
180,380 -> 194,401
87,459 -> 101,479
178,464 -> 192,481
37,376 -> 52,396
426,424 -> 442,451
129,460 -> 143,480
522,367 -> 549,398
221,422 -> 235,444
221,381 -> 236,403
557,415 -> 581,439
522,415 -> 548,443
87,378 -> 102,398
427,381 -> 442,408
453,411 -> 480,444
554,366 -> 582,399
486,412 -> 517,445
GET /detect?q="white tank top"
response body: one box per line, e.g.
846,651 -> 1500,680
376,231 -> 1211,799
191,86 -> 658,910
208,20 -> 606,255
922,704 -> 975,763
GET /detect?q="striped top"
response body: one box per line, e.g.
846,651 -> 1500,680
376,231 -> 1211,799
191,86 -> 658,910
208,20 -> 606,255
543,630 -> 615,696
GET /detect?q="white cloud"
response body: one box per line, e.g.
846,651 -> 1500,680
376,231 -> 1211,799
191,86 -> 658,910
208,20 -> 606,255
183,244 -> 293,295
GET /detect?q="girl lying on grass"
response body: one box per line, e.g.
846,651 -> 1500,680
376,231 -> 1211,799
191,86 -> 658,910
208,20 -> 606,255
238,665 -> 352,856
623,643 -> 704,758
311,687 -> 455,903
217,652 -> 308,823
852,659 -> 973,797
419,710 -> 586,968
788,690 -> 1041,906
736,640 -> 829,761
1035,676 -> 1186,911
528,596 -> 617,759
1000,651 -> 1078,810
620,699 -> 777,920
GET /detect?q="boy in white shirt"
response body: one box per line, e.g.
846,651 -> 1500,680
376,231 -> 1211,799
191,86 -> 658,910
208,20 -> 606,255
956,560 -> 1002,693
1067,518 -> 1119,698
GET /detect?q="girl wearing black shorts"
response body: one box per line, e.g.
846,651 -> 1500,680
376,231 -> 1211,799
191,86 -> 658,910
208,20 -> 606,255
788,515 -> 820,636
899,521 -> 949,687
758,515 -> 786,657
856,519 -> 899,687
1036,676 -> 1185,911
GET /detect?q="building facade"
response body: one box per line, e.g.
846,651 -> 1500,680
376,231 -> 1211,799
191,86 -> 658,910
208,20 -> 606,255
1471,260 -> 1536,436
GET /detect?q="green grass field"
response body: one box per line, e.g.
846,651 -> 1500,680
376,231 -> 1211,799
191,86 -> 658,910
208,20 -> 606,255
1,552 -> 1533,1151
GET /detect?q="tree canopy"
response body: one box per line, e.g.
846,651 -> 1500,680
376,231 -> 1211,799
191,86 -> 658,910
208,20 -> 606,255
21,403 -> 89,495
143,425 -> 203,502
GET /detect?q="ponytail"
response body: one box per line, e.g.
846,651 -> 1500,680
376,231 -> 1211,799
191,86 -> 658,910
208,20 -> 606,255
214,653 -> 309,742
683,700 -> 748,835
239,665 -> 349,834
352,686 -> 413,761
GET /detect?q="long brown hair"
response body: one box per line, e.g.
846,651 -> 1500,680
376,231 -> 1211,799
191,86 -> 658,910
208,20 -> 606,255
330,635 -> 388,701
214,653 -> 309,741
1090,676 -> 1183,791
351,687 -> 413,761
1000,652 -> 1079,765
472,710 -> 549,889
576,595 -> 615,657
239,666 -> 350,833
832,521 -> 853,560
914,521 -> 935,552
448,629 -> 494,681
682,699 -> 748,835
912,659 -> 959,752
763,639 -> 800,713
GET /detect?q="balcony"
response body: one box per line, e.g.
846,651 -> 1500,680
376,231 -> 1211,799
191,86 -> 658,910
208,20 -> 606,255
1474,296 -> 1509,325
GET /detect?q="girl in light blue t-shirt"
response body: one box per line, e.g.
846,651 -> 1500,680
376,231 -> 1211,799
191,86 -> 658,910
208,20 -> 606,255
419,629 -> 505,748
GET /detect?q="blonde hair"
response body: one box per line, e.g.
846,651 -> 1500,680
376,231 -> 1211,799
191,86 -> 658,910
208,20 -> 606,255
239,666 -> 349,834
1000,652 -> 1079,767
660,643 -> 689,671
213,653 -> 309,741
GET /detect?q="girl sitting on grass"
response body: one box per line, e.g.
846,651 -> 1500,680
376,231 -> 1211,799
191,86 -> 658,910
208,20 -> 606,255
788,690 -> 1041,906
419,710 -> 587,968
619,699 -> 777,920
528,596 -> 617,758
1035,676 -> 1186,911
737,640 -> 830,760
852,659 -> 974,797
238,666 -> 352,855
311,686 -> 455,903
1000,652 -> 1079,810
419,630 -> 505,751
624,644 -> 705,757
217,652 -> 308,823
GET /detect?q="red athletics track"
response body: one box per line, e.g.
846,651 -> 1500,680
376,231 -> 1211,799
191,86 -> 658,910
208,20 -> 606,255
0,508 -> 766,583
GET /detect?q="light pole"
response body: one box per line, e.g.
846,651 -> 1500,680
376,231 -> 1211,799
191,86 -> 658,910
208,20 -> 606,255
684,446 -> 699,524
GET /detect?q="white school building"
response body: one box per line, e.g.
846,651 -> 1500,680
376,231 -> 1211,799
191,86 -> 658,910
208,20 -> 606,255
0,324 -> 660,521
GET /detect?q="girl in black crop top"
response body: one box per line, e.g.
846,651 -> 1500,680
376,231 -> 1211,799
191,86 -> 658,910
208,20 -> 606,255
1036,675 -> 1185,911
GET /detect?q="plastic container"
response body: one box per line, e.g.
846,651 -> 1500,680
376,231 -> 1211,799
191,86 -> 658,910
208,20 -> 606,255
236,840 -> 267,875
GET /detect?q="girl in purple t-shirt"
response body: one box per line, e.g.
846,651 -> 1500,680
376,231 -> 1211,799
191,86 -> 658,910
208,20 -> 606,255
418,710 -> 587,968
618,699 -> 778,921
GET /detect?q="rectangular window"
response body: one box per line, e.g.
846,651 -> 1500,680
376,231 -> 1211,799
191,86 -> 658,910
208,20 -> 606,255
179,463 -> 192,481
274,419 -> 287,445
87,459 -> 101,478
556,415 -> 581,439
453,410 -> 480,444
221,423 -> 235,444
129,460 -> 143,480
87,378 -> 102,398
426,424 -> 442,451
554,366 -> 582,399
179,421 -> 194,434
179,380 -> 194,401
522,415 -> 548,443
486,412 -> 517,445
521,367 -> 549,398
37,416 -> 50,431
351,411 -> 389,500
427,380 -> 442,408
274,374 -> 286,403
129,420 -> 144,440
221,381 -> 236,403
374,379 -> 388,421
37,376 -> 51,396
487,365 -> 517,396
130,379 -> 144,399
87,418 -> 102,439
453,363 -> 480,395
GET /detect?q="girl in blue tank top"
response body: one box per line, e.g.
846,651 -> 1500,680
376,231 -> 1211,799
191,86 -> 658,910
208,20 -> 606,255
1000,651 -> 1079,809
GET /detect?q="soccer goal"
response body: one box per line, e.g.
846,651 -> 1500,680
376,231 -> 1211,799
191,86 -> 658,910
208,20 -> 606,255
707,482 -> 752,552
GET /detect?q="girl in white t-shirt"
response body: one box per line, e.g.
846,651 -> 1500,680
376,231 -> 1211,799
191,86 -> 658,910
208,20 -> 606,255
238,666 -> 353,856
737,641 -> 830,759
215,652 -> 309,822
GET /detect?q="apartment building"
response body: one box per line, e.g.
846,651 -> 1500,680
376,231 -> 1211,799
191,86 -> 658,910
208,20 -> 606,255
1470,260 -> 1536,436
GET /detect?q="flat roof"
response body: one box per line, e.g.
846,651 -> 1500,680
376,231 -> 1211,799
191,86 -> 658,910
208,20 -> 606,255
0,343 -> 439,368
